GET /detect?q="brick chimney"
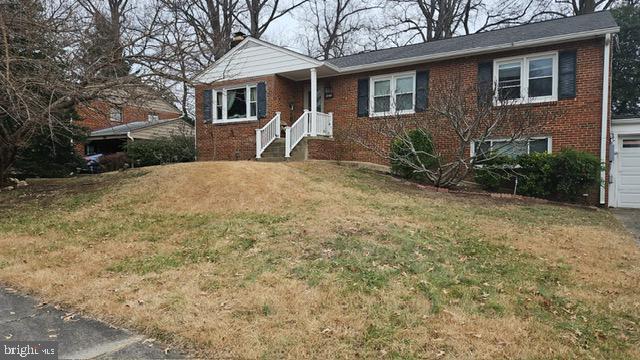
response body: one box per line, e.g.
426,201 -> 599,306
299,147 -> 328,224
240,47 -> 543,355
230,32 -> 247,49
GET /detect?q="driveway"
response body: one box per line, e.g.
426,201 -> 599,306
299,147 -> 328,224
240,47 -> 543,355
611,208 -> 640,243
0,287 -> 185,359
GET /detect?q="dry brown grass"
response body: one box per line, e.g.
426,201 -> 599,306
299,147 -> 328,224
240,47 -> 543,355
0,161 -> 638,359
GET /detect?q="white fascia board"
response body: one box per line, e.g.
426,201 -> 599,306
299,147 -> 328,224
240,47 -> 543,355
193,37 -> 325,84
333,27 -> 620,75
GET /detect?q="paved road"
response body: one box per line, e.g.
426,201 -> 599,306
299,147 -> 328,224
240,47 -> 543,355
611,208 -> 640,243
0,287 -> 185,359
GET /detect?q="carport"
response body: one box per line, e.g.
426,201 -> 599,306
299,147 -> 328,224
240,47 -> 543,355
85,119 -> 194,155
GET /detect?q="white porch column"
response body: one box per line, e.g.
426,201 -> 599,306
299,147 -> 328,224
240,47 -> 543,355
310,67 -> 318,136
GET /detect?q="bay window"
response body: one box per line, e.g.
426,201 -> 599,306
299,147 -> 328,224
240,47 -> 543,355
370,72 -> 415,116
494,52 -> 558,104
212,84 -> 257,123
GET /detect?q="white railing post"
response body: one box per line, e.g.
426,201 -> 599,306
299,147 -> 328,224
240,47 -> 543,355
303,110 -> 309,135
285,127 -> 291,158
310,68 -> 318,137
255,128 -> 262,159
275,112 -> 281,138
328,112 -> 333,137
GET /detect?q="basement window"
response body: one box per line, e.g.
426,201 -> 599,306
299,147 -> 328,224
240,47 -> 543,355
472,137 -> 551,160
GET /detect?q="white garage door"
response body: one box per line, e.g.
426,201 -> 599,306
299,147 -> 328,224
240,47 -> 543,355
618,138 -> 640,208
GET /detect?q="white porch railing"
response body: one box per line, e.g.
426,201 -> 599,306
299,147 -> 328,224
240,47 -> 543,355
285,110 -> 333,158
316,111 -> 333,137
285,111 -> 308,158
255,112 -> 280,159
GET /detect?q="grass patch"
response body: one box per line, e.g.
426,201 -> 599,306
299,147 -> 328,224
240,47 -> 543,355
0,162 -> 638,359
108,247 -> 219,275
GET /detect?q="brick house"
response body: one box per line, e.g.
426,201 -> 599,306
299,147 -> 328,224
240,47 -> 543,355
194,12 -> 623,207
76,87 -> 185,155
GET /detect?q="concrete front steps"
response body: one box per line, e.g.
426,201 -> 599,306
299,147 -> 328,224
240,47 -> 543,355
256,138 -> 308,162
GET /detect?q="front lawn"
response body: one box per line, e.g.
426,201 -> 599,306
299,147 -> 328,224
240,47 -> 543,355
0,162 -> 638,358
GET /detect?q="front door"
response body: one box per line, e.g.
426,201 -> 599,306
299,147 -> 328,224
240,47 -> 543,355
304,84 -> 324,112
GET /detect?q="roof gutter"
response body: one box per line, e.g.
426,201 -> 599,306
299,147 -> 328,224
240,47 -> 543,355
600,32 -> 612,206
331,27 -> 620,74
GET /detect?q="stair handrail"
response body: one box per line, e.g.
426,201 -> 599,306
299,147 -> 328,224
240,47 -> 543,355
255,112 -> 281,159
285,110 -> 309,158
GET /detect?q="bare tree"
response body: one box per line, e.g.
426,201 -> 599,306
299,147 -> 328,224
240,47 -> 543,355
382,0 -> 542,45
347,75 -> 558,187
235,0 -> 308,38
0,0 -> 150,183
299,0 -> 381,59
531,0 -> 618,18
77,0 -> 134,79
158,0 -> 238,62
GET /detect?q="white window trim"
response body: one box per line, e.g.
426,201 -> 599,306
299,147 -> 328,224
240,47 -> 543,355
369,71 -> 416,117
470,136 -> 553,158
493,51 -> 558,106
212,84 -> 258,124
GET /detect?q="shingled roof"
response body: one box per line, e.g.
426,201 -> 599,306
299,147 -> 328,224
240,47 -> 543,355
326,11 -> 618,69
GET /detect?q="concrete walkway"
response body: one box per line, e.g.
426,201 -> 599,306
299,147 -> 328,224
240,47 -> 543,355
0,287 -> 185,359
611,208 -> 640,244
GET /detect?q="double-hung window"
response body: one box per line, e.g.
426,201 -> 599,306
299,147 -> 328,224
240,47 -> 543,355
370,72 -> 415,116
494,52 -> 558,104
473,137 -> 552,160
212,84 -> 257,123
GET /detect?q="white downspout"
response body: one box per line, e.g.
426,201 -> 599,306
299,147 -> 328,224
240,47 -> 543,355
600,33 -> 611,206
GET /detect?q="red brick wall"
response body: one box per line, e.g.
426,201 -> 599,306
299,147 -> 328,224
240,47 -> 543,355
76,101 -> 180,131
195,38 -> 610,181
315,39 -> 606,165
195,74 -> 308,161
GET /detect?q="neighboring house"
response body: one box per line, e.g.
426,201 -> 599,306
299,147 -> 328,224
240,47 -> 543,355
84,119 -> 195,155
193,11 -> 620,207
76,86 -> 184,155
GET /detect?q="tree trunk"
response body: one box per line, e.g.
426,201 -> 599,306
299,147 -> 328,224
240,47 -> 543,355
0,145 -> 16,186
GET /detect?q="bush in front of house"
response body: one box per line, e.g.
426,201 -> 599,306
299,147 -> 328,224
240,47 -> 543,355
516,152 -> 556,198
474,148 -> 601,202
390,129 -> 438,182
473,155 -> 517,191
125,135 -> 195,167
552,149 -> 602,201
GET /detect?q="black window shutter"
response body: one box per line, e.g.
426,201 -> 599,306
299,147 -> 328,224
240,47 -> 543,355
257,82 -> 267,118
415,70 -> 429,112
477,61 -> 493,105
558,50 -> 577,99
357,78 -> 369,117
203,89 -> 212,122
